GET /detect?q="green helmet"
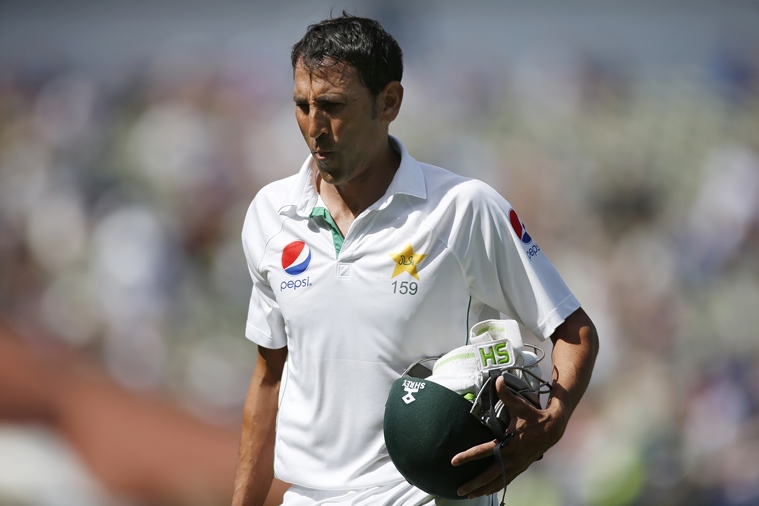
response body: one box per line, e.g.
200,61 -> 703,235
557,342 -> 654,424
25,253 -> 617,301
383,376 -> 496,500
383,319 -> 550,500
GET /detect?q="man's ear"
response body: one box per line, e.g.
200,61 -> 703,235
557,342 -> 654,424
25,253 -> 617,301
378,81 -> 404,123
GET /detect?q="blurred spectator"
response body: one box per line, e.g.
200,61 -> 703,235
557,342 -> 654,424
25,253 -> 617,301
1,2 -> 759,505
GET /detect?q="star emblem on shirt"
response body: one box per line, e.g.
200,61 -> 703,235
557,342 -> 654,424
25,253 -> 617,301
389,243 -> 427,280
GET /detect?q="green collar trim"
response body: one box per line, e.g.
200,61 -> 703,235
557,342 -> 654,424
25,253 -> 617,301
310,207 -> 344,258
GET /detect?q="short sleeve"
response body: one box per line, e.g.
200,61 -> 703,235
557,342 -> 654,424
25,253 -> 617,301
451,182 -> 580,340
242,201 -> 288,349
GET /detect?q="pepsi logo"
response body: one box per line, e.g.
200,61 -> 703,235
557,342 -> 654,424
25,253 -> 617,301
282,241 -> 312,276
509,209 -> 532,244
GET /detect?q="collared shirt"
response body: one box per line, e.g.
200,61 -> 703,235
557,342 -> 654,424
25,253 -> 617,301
242,136 -> 580,490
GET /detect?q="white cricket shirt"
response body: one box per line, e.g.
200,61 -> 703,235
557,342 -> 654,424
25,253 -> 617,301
242,137 -> 580,490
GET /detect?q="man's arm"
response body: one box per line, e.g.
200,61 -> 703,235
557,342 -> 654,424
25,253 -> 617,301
452,308 -> 599,498
232,345 -> 288,506
543,307 -> 599,442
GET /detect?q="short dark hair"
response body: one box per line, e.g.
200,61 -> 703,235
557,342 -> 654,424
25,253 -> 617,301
291,12 -> 403,97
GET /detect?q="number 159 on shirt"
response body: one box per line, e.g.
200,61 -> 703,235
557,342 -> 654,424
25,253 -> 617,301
392,281 -> 418,295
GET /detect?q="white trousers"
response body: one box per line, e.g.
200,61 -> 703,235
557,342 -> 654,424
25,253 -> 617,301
281,481 -> 498,506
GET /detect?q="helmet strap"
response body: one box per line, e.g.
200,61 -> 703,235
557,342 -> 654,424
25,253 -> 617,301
486,370 -> 513,506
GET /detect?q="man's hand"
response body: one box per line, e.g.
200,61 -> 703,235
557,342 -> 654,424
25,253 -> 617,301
451,308 -> 599,499
450,376 -> 566,498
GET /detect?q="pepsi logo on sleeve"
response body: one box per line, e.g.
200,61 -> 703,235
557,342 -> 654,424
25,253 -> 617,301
509,209 -> 541,260
509,209 -> 532,244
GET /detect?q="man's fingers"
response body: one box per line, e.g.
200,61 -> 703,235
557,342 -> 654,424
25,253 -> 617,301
465,479 -> 506,499
452,376 -> 548,498
455,462 -> 502,498
458,456 -> 535,498
495,375 -> 537,415
451,439 -> 497,466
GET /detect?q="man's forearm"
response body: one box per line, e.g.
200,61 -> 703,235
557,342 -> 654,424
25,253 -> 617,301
232,347 -> 286,506
546,308 -> 599,443
231,385 -> 278,505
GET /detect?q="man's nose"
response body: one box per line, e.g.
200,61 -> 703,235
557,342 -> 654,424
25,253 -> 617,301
307,108 -> 329,139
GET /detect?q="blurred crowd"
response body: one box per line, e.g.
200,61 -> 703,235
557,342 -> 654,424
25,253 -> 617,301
2,9 -> 759,506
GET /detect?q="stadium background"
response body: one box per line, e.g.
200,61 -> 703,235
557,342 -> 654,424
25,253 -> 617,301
1,1 -> 759,505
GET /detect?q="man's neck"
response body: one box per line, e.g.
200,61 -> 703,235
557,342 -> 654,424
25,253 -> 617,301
317,143 -> 401,236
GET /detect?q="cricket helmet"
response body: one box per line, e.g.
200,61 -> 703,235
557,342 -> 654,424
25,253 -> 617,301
383,320 -> 549,500
383,375 -> 496,500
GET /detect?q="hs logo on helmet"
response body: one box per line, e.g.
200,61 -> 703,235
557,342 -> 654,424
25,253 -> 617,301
476,340 -> 516,371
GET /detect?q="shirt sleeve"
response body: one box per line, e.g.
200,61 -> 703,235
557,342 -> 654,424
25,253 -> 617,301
242,200 -> 288,349
452,181 -> 580,340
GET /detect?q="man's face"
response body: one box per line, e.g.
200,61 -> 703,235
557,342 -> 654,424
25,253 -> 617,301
293,60 -> 386,186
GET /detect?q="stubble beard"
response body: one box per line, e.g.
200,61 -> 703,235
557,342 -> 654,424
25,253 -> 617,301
315,158 -> 343,185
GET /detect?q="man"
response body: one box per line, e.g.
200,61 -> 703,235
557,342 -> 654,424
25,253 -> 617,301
232,13 -> 598,506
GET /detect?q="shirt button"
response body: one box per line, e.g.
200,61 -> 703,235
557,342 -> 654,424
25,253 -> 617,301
337,263 -> 351,278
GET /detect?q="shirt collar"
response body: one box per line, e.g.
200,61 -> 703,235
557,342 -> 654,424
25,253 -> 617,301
277,135 -> 427,217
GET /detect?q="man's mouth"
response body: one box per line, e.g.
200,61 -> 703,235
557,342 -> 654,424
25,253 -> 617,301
314,149 -> 333,160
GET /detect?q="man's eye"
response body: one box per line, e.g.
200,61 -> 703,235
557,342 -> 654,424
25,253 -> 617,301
321,102 -> 343,113
296,103 -> 309,114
